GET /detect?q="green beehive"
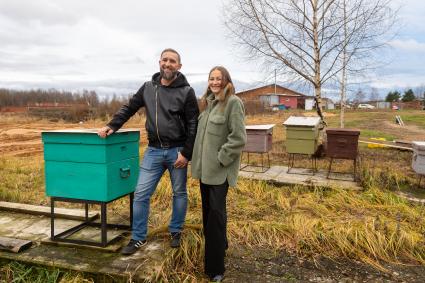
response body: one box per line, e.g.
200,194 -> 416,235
283,116 -> 321,155
42,129 -> 140,202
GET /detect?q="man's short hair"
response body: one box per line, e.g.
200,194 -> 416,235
160,48 -> 181,64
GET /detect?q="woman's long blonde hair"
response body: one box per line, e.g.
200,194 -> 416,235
199,66 -> 235,112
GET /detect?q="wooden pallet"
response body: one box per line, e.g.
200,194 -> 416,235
0,236 -> 32,253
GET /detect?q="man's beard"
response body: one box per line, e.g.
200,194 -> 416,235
160,68 -> 178,81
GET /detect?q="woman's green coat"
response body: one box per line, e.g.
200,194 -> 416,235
191,94 -> 246,187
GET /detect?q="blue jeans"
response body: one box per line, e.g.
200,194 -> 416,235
132,146 -> 188,241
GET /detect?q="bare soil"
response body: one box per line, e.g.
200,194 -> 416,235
225,247 -> 425,283
0,116 -> 148,157
1,110 -> 423,157
382,121 -> 425,141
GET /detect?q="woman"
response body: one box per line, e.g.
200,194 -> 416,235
191,66 -> 246,282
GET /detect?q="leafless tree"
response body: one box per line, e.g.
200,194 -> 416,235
353,89 -> 366,104
224,0 -> 396,124
339,0 -> 348,128
369,87 -> 380,102
414,84 -> 425,100
337,0 -> 396,127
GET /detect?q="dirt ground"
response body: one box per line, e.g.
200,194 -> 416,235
0,121 -> 69,157
2,110 -> 424,158
0,118 -> 145,157
225,247 -> 425,283
373,120 -> 424,141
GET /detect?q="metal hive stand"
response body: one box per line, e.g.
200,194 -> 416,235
326,156 -> 360,181
50,193 -> 133,247
287,153 -> 318,175
240,151 -> 271,173
418,174 -> 424,188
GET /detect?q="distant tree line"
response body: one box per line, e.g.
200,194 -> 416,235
0,88 -> 99,107
0,88 -> 135,121
349,87 -> 425,105
385,88 -> 423,103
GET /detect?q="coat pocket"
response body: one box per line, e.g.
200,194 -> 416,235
207,115 -> 226,136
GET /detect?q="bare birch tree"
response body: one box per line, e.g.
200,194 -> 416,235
339,0 -> 348,128
224,0 -> 396,124
337,0 -> 396,127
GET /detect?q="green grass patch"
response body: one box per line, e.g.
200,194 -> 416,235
325,116 -> 365,128
360,129 -> 397,141
401,114 -> 425,129
0,261 -> 98,283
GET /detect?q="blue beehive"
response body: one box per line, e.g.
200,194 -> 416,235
42,129 -> 140,202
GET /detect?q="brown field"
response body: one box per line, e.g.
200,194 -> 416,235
2,109 -> 424,157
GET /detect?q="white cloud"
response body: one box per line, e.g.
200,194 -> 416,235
0,0 -> 260,91
0,0 -> 424,96
370,73 -> 425,89
389,39 -> 425,53
0,0 -> 78,26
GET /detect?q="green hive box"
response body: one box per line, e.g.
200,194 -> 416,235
42,129 -> 140,202
283,116 -> 321,155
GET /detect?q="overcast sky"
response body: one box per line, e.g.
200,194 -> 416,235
0,0 -> 424,97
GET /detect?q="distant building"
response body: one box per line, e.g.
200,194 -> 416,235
376,101 -> 391,109
304,97 -> 334,110
364,100 -> 422,110
322,98 -> 335,110
236,84 -> 307,110
391,100 -> 423,110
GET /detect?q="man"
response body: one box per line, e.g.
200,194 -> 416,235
98,48 -> 199,255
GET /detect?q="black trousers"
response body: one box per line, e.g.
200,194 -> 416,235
200,180 -> 229,277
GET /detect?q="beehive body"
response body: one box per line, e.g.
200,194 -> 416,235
412,141 -> 425,175
283,117 -> 321,155
244,124 -> 275,153
326,128 -> 360,159
42,129 -> 140,201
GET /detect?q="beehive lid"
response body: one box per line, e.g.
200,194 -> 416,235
283,116 -> 321,127
326,128 -> 360,136
42,128 -> 140,144
245,124 -> 275,130
412,141 -> 425,151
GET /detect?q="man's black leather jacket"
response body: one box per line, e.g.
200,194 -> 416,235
107,72 -> 199,160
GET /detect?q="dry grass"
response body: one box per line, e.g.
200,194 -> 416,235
116,168 -> 425,282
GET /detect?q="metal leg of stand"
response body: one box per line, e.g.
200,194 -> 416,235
85,203 -> 89,221
327,158 -> 334,179
261,153 -> 264,172
51,198 -> 55,240
287,154 -> 292,173
101,203 -> 107,247
267,152 -> 270,168
353,158 -> 357,181
291,154 -> 294,170
130,193 -> 134,228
